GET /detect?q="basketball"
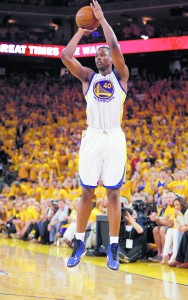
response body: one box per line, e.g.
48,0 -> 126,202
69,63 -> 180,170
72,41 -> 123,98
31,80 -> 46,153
75,6 -> 100,30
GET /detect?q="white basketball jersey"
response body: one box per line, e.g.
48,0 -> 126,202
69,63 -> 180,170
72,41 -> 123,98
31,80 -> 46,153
85,71 -> 127,129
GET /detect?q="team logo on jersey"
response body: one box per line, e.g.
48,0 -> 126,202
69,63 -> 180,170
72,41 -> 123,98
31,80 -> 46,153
93,79 -> 114,102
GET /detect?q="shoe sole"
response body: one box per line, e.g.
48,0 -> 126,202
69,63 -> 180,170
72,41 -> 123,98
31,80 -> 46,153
67,249 -> 87,268
148,259 -> 161,262
107,265 -> 119,271
119,252 -> 130,263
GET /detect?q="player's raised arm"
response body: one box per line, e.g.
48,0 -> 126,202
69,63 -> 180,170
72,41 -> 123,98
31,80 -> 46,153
91,0 -> 129,82
61,28 -> 94,83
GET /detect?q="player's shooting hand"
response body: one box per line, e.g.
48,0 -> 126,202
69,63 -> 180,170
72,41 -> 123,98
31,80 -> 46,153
78,27 -> 97,35
91,0 -> 104,21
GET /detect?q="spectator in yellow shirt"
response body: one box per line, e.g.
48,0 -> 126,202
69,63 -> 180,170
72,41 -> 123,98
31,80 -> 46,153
12,202 -> 29,237
94,180 -> 106,200
21,204 -> 42,241
18,156 -> 29,181
167,170 -> 188,200
67,178 -> 82,202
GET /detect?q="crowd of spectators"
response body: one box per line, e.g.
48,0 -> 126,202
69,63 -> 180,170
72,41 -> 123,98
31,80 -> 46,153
0,20 -> 186,46
0,24 -> 67,45
0,67 -> 188,265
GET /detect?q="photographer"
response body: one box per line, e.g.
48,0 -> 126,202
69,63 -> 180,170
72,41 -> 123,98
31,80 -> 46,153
119,209 -> 144,263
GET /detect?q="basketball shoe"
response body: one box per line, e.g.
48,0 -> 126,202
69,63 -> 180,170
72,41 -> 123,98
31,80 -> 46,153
107,243 -> 120,271
67,239 -> 86,268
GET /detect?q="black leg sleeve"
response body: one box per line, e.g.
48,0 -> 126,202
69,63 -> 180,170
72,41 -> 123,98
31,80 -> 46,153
126,245 -> 143,262
176,232 -> 188,263
34,223 -> 40,239
23,223 -> 34,239
40,220 -> 50,244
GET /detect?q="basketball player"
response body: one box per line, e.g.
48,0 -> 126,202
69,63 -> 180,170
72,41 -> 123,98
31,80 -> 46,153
62,0 -> 129,271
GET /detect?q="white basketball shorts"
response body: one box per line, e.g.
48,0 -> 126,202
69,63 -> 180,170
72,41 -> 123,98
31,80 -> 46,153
79,126 -> 126,188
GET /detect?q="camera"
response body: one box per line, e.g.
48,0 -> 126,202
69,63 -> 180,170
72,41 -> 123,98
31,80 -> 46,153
132,200 -> 146,215
131,200 -> 157,228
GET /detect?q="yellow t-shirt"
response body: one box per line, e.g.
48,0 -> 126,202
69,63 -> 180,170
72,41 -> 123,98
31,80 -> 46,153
68,187 -> 82,201
167,180 -> 188,197
18,161 -> 29,179
27,206 -> 40,220
94,186 -> 106,199
120,180 -> 133,200
163,206 -> 175,220
52,188 -> 69,201
89,208 -> 103,223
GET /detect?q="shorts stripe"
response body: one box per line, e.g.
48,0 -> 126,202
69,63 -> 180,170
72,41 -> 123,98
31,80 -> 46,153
79,177 -> 97,188
103,168 -> 125,189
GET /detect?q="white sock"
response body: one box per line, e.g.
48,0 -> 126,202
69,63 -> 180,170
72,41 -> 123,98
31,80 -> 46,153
109,236 -> 119,244
75,232 -> 85,242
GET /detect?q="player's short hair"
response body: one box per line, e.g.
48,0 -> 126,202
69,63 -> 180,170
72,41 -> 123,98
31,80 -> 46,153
96,46 -> 111,56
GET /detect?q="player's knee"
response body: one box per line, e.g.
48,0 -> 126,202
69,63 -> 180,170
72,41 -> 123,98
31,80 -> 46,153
106,188 -> 119,202
81,187 -> 95,202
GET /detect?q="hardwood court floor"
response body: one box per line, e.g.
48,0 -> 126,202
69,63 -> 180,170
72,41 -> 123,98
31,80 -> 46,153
0,238 -> 187,300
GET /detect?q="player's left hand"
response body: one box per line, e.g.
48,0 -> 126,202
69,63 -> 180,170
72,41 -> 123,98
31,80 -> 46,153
78,27 -> 97,35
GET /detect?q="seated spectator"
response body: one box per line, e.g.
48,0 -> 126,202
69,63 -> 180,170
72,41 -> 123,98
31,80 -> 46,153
59,197 -> 80,247
0,204 -> 7,233
85,198 -> 106,250
156,192 -> 168,216
11,202 -> 29,237
47,199 -> 68,244
161,196 -> 188,264
32,199 -> 57,244
148,191 -> 176,262
3,201 -> 22,237
168,225 -> 188,268
119,209 -> 144,263
20,204 -> 42,241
